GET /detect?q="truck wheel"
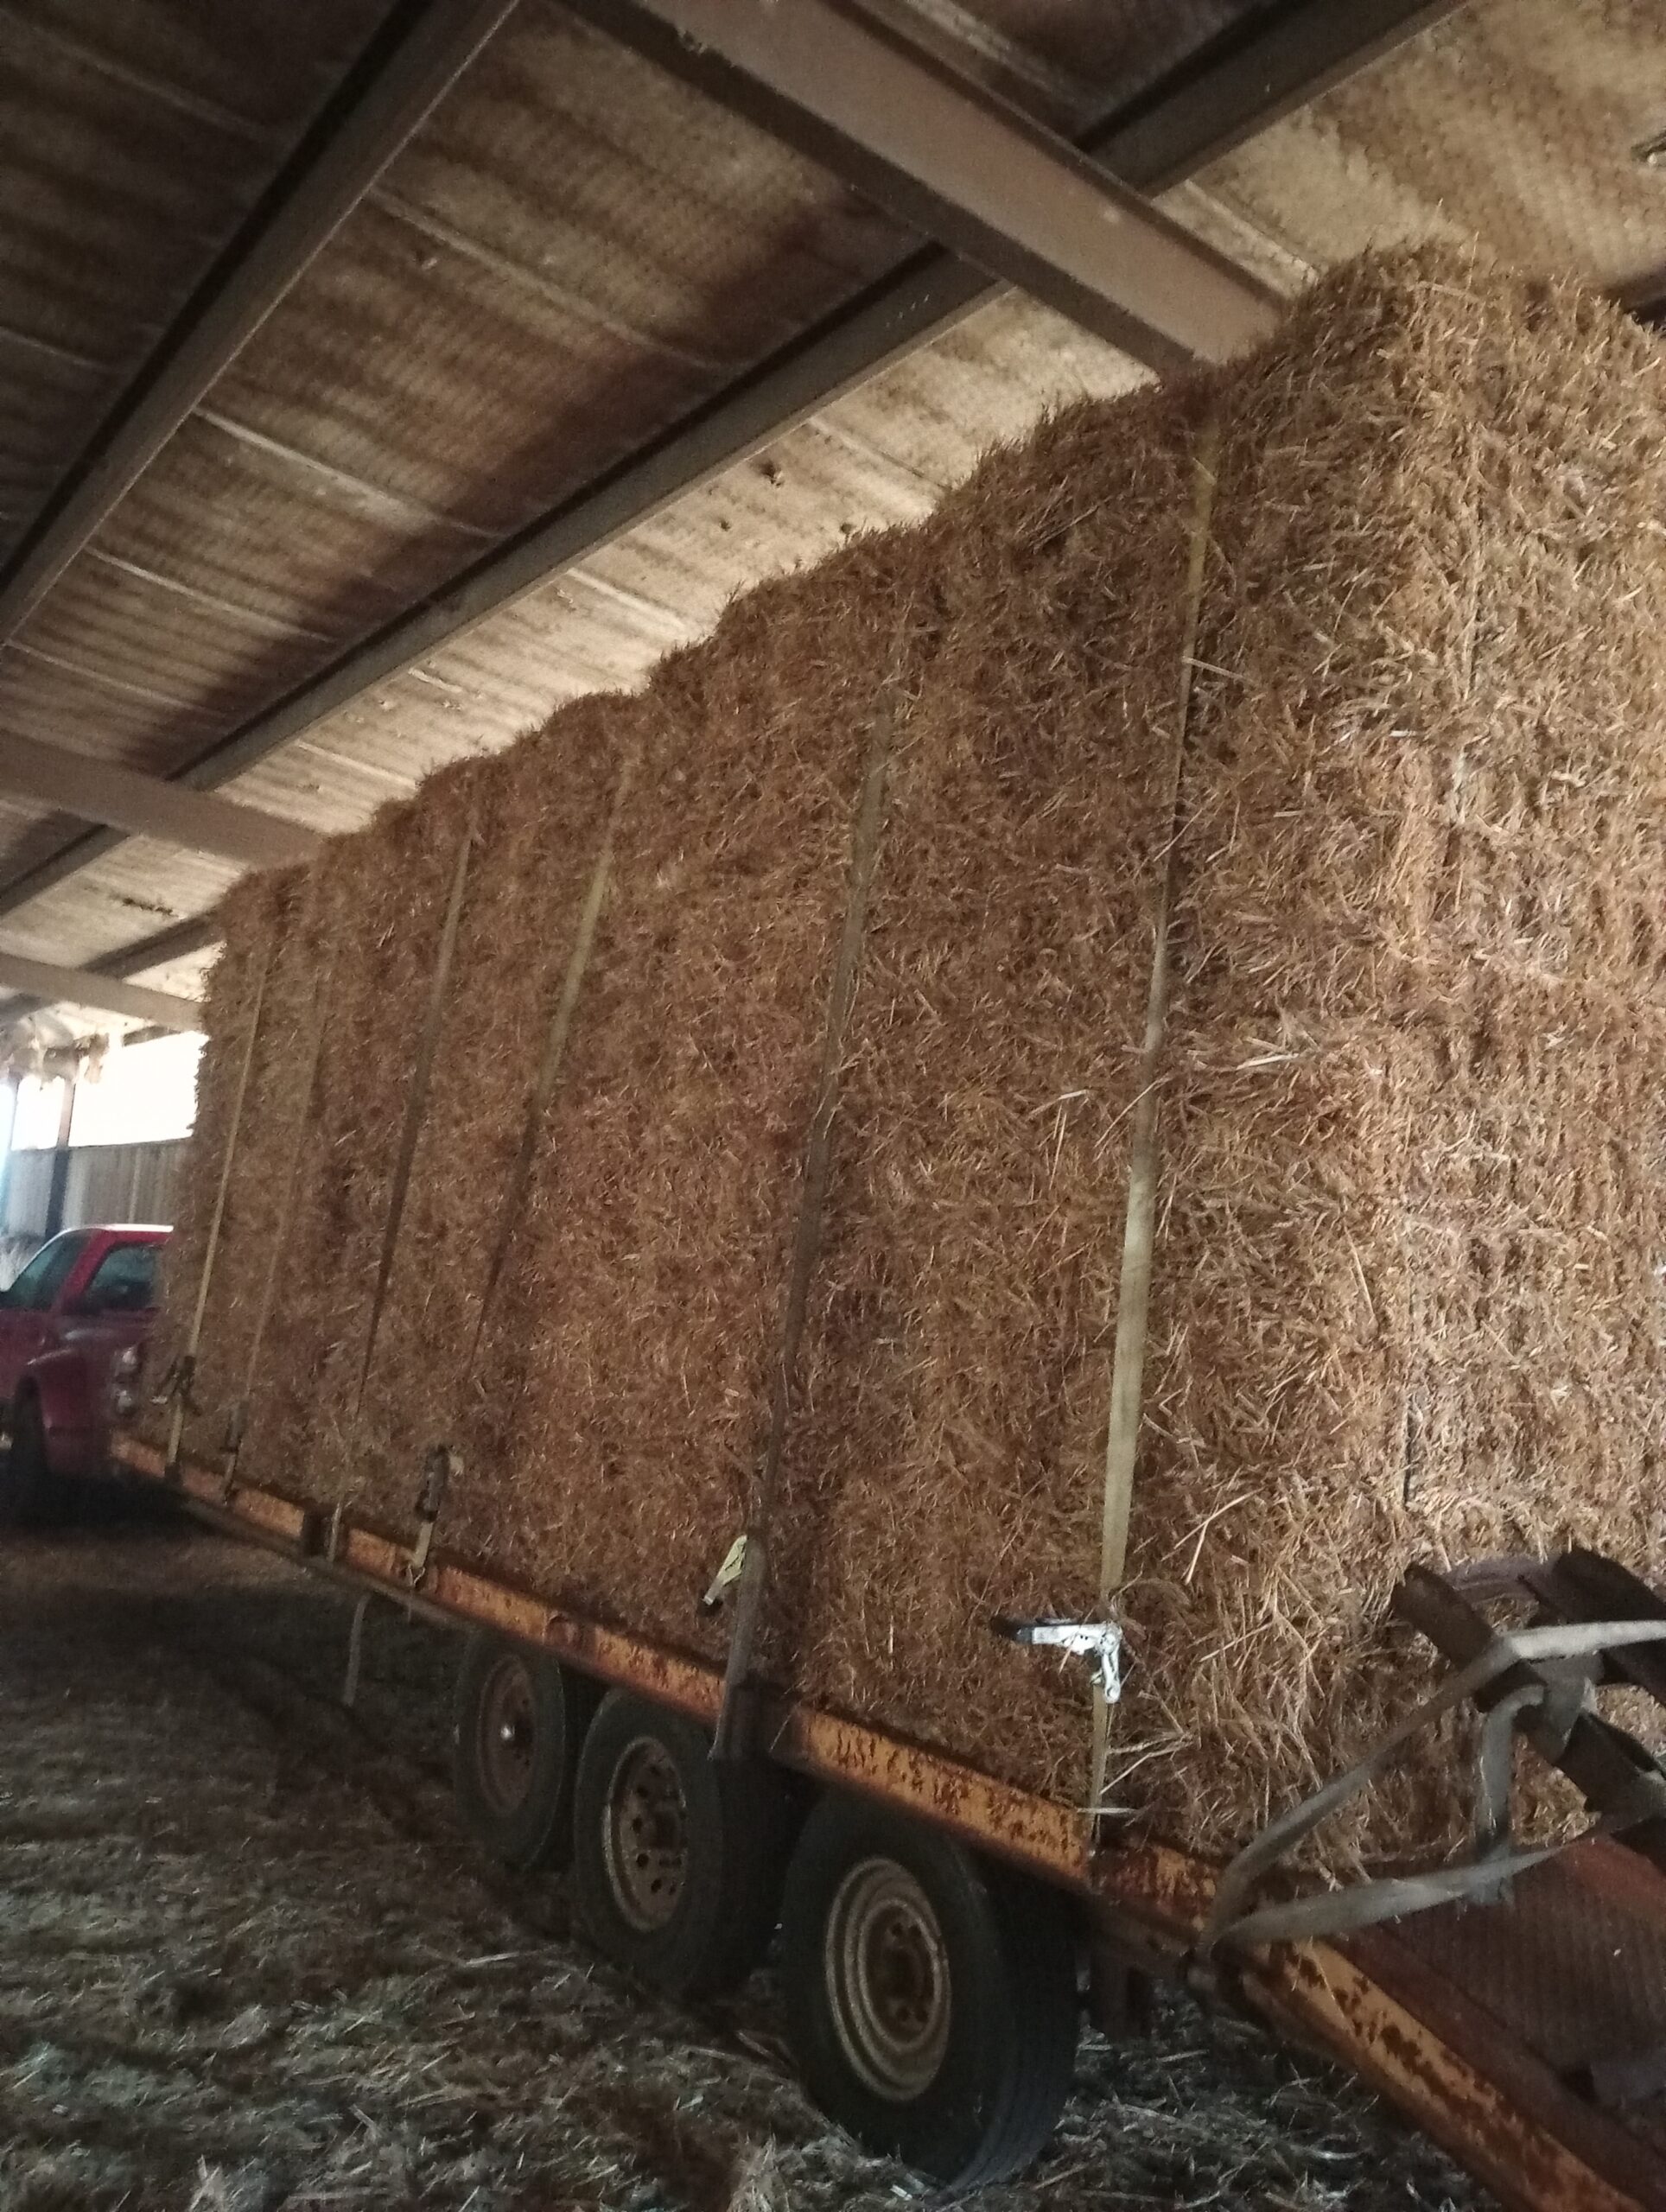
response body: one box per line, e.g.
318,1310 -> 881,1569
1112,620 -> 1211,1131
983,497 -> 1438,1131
570,1689 -> 791,1999
0,1393 -> 51,1529
778,1794 -> 1079,2187
453,1635 -> 593,1872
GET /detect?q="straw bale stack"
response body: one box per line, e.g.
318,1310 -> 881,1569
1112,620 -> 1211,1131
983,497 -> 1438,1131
145,251 -> 1666,1864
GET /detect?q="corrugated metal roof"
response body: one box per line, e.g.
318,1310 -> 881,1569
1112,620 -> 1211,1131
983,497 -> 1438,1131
0,1 -> 921,900
868,0 -> 1285,130
0,0 -> 400,562
1201,0 -> 1666,291
2,834 -> 236,969
207,0 -> 1664,857
0,0 -> 1663,1031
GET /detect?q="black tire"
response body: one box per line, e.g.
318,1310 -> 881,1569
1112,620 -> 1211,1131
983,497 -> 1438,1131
570,1689 -> 792,1999
453,1635 -> 594,1872
0,1392 -> 50,1529
778,1793 -> 1080,2187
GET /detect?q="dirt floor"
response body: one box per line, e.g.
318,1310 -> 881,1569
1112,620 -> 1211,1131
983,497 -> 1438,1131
0,1510 -> 1485,2212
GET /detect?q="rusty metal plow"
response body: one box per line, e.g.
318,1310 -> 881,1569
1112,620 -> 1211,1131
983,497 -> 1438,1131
1191,1602 -> 1666,1968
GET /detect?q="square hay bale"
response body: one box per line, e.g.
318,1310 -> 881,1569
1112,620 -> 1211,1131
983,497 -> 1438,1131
448,534 -> 938,1639
151,250 -> 1666,1866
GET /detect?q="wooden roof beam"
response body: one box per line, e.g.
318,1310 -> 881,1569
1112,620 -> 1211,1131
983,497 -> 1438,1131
0,735 -> 320,868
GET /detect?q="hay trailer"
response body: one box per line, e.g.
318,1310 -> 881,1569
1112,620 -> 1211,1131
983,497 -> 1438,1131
109,251 -> 1666,2208
114,1427 -> 1666,2210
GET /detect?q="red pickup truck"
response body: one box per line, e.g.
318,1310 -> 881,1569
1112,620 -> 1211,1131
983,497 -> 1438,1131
0,1224 -> 169,1525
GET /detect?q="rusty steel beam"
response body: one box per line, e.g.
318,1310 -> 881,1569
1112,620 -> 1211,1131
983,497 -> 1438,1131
571,0 -> 1278,376
0,0 -> 521,647
1267,1936 -> 1652,2212
0,734 -> 320,867
0,950 -> 202,1030
0,0 -> 1453,941
96,914 -> 223,982
1099,0 -> 1459,182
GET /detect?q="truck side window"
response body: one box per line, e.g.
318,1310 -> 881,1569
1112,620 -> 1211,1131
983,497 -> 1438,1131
80,1242 -> 159,1315
3,1230 -> 92,1313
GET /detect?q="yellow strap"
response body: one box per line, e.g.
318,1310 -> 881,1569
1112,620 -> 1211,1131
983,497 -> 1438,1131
1090,412 -> 1222,1818
353,807 -> 477,1423
165,927 -> 276,1470
226,884 -> 338,1486
714,679 -> 899,1756
463,752 -> 635,1382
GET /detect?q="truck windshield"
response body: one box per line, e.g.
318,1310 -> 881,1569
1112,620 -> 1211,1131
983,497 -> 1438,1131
2,1230 -> 92,1312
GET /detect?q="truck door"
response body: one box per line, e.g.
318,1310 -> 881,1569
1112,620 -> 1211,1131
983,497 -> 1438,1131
58,1237 -> 165,1406
0,1230 -> 92,1406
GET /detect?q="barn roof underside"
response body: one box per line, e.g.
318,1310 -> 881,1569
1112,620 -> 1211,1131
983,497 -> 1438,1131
0,0 -> 1663,1037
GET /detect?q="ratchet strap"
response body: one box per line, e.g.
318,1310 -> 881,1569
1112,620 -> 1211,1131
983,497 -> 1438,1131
1194,1616 -> 1666,1958
399,754 -> 633,1586
406,1443 -> 460,1589
1089,412 -> 1221,1819
464,753 -> 635,1381
713,679 -> 899,1758
223,885 -> 338,1497
352,805 -> 477,1426
163,928 -> 277,1473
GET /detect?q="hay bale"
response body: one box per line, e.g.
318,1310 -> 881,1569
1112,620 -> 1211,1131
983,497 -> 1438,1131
1110,263 -> 1666,1857
139,868 -> 302,1462
449,536 -> 937,1644
773,390 -> 1198,1803
155,250 -> 1666,1866
348,702 -> 626,1538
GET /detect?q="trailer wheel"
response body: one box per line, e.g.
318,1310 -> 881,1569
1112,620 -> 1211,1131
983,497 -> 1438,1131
0,1392 -> 51,1529
453,1636 -> 593,1872
570,1689 -> 791,1999
778,1793 -> 1079,2187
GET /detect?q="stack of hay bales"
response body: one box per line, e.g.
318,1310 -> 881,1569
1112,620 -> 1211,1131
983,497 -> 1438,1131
148,251 -> 1666,1865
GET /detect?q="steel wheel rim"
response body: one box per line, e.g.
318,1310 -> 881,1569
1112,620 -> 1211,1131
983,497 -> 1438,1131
602,1737 -> 689,1932
476,1653 -> 538,1817
824,1857 -> 952,2101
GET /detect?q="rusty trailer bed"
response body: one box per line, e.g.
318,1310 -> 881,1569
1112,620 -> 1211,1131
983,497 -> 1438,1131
112,1432 -> 1666,2212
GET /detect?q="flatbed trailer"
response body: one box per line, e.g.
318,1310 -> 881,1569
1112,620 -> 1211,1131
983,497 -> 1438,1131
115,1429 -> 1666,2212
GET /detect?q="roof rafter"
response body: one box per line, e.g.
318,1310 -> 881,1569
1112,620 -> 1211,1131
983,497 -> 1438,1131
567,0 -> 1279,376
0,734 -> 321,868
0,950 -> 202,1033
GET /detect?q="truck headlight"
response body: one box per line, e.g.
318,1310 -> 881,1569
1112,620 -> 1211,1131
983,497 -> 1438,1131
111,1342 -> 143,1421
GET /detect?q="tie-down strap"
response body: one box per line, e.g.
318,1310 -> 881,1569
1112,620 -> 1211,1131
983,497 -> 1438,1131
1192,1615 -> 1666,1961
